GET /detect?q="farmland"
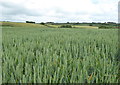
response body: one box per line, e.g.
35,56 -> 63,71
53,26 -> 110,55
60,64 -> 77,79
1,22 -> 120,83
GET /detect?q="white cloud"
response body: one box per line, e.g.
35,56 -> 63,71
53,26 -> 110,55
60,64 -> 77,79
0,0 -> 119,22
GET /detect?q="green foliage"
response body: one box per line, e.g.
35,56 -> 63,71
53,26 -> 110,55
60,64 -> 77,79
89,24 -> 93,26
99,26 -> 109,29
98,25 -> 116,29
40,22 -> 45,25
59,25 -> 72,28
26,21 -> 35,24
2,27 -> 119,83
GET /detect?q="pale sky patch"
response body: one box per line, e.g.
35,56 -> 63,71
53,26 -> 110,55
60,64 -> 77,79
0,0 -> 119,23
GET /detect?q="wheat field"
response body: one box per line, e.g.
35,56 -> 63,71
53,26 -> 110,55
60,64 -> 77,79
2,27 -> 120,83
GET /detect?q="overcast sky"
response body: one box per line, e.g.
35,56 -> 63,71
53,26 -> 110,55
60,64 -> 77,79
0,0 -> 119,23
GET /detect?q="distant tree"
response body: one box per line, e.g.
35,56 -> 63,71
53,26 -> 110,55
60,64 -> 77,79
46,22 -> 54,24
67,22 -> 69,24
99,26 -> 110,29
26,21 -> 35,24
41,22 -> 45,25
59,25 -> 72,28
89,24 -> 93,26
74,22 -> 79,25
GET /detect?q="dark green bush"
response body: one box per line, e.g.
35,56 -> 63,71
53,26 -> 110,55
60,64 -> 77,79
89,24 -> 93,26
26,21 -> 35,24
59,25 -> 72,28
99,26 -> 111,29
40,22 -> 45,25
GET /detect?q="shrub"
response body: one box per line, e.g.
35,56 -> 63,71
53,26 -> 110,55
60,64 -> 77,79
26,21 -> 35,24
40,22 -> 45,25
99,26 -> 111,29
59,25 -> 72,28
89,24 -> 93,26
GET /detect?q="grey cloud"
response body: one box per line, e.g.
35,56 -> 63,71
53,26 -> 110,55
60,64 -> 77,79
90,15 -> 117,22
1,1 -> 42,17
0,0 -> 118,22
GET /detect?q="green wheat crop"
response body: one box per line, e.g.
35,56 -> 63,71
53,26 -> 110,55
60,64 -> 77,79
2,27 -> 120,83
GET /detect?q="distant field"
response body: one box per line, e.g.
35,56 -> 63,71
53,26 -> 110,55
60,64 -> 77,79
1,22 -> 99,29
73,25 -> 98,29
43,24 -> 98,29
0,22 -> 47,28
2,26 -> 120,83
1,21 -> 117,29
